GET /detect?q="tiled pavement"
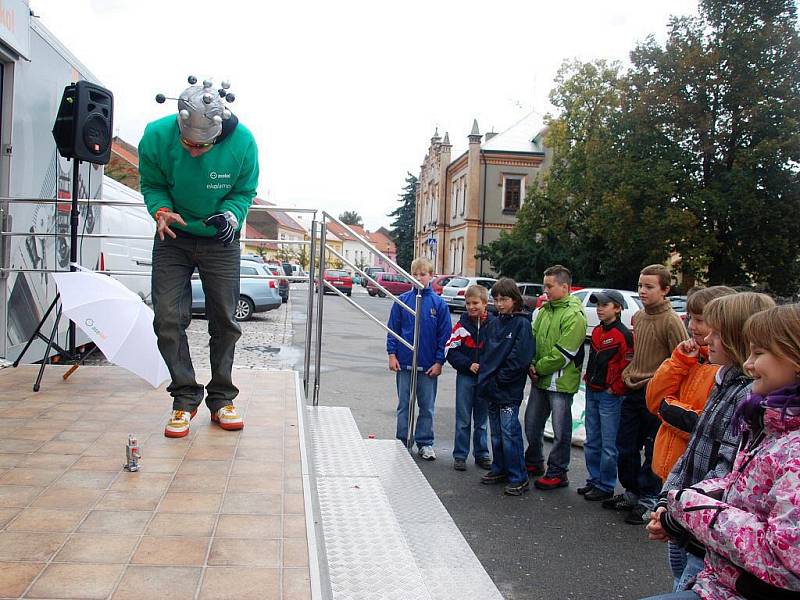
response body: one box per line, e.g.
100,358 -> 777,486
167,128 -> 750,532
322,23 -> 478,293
0,365 -> 311,599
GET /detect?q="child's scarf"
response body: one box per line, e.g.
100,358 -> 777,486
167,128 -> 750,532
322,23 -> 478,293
732,383 -> 800,435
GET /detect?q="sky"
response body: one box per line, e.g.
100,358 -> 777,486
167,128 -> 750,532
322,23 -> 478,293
30,0 -> 700,231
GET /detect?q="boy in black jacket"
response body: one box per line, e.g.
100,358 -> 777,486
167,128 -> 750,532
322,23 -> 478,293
477,279 -> 536,496
445,285 -> 495,471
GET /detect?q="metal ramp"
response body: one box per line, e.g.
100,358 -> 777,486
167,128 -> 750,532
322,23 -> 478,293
305,406 -> 503,600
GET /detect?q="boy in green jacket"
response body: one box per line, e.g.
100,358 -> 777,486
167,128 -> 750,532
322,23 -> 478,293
139,77 -> 259,439
525,265 -> 588,490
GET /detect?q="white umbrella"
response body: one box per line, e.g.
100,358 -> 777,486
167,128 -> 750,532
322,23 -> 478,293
52,268 -> 169,388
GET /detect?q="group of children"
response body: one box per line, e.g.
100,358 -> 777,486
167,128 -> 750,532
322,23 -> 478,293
387,257 -> 800,598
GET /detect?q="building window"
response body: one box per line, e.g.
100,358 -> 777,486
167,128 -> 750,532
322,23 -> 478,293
460,179 -> 467,216
502,175 -> 524,213
451,184 -> 458,218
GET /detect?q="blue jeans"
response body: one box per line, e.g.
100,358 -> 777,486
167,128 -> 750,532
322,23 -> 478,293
487,403 -> 527,485
524,387 -> 574,476
583,389 -> 623,493
676,553 -> 704,592
151,235 -> 241,413
640,592 -> 699,600
395,369 -> 437,448
453,373 -> 489,461
617,388 -> 662,508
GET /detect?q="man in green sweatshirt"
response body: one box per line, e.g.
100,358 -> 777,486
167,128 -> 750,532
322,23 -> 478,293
525,265 -> 588,490
138,79 -> 259,439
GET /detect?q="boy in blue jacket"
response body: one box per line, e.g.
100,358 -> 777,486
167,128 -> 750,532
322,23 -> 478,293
387,258 -> 452,460
477,278 -> 536,495
445,285 -> 495,471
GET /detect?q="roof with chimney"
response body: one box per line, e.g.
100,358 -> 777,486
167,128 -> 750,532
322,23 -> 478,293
480,111 -> 546,154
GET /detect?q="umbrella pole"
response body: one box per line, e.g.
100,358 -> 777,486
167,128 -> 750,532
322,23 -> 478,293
62,345 -> 100,381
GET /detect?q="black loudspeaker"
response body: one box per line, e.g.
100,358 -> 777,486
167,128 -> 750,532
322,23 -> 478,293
52,81 -> 114,165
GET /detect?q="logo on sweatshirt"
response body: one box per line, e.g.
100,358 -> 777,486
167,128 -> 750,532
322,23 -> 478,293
506,332 -> 512,339
430,308 -> 437,317
207,171 -> 233,190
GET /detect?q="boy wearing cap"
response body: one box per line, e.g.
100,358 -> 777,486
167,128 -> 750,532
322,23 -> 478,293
579,290 -> 632,501
139,78 -> 259,438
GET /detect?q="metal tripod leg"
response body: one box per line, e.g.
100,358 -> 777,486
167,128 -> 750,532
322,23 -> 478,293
33,305 -> 64,392
12,293 -> 60,368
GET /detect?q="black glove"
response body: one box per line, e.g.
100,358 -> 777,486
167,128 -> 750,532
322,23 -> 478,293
204,211 -> 238,246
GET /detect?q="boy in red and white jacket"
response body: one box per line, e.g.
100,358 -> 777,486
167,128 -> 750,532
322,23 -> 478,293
579,290 -> 633,501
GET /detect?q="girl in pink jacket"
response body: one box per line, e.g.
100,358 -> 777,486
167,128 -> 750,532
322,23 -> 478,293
644,303 -> 800,600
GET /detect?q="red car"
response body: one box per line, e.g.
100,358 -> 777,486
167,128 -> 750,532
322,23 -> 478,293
317,269 -> 353,296
431,275 -> 455,295
367,272 -> 413,297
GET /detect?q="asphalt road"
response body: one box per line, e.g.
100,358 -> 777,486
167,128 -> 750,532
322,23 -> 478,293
289,284 -> 673,600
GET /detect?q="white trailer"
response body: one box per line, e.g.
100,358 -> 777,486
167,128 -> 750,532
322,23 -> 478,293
98,176 -> 154,304
0,2 -> 105,362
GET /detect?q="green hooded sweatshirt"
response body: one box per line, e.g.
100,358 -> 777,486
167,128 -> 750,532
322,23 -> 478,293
532,294 -> 587,394
138,115 -> 259,237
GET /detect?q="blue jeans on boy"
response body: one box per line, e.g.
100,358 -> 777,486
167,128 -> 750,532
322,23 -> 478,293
616,388 -> 662,508
675,553 -> 704,593
395,369 -> 437,449
524,387 -> 574,476
487,403 -> 527,485
453,373 -> 489,461
583,389 -> 623,493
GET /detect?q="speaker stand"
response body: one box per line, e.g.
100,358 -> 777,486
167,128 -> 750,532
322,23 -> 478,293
12,159 -> 82,391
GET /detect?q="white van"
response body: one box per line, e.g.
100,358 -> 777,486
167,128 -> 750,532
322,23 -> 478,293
98,177 -> 155,304
291,264 -> 307,278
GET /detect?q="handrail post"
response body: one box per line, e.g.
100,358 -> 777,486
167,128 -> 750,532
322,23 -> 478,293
313,222 -> 327,406
303,218 -> 317,397
407,290 -> 422,450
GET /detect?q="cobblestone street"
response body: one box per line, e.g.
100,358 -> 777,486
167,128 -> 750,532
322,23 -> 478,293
81,288 -> 300,372
188,296 -> 298,371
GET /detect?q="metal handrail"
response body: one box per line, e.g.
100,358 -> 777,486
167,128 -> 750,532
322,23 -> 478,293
306,212 -> 422,451
322,211 -> 422,289
324,244 -> 414,317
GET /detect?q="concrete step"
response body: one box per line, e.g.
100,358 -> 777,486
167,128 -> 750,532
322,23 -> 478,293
305,406 -> 502,600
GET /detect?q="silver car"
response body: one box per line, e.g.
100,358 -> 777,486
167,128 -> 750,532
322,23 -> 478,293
440,276 -> 497,312
191,261 -> 282,321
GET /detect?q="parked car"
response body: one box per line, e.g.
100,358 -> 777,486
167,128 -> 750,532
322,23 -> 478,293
441,276 -> 497,312
669,295 -> 688,324
317,269 -> 353,296
191,261 -> 281,322
517,282 -> 544,311
431,275 -> 455,295
361,266 -> 385,287
367,272 -> 414,297
570,288 -> 642,338
266,264 -> 290,303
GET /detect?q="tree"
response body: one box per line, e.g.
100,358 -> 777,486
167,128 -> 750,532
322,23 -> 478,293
627,0 -> 800,293
338,211 -> 363,227
276,245 -> 296,264
481,1 -> 800,294
297,245 -> 310,271
389,173 -> 417,270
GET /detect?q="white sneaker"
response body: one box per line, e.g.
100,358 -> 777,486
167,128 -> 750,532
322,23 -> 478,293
211,405 -> 244,431
418,446 -> 436,461
164,410 -> 193,438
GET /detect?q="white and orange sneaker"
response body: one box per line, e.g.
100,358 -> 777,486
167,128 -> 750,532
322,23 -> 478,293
164,409 -> 197,438
211,405 -> 244,431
